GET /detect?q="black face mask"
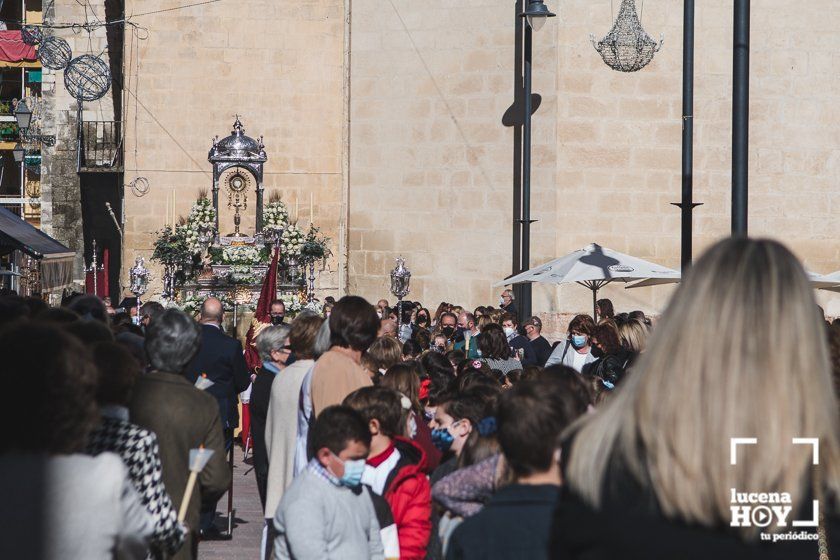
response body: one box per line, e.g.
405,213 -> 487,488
270,315 -> 285,326
591,346 -> 604,359
441,326 -> 455,338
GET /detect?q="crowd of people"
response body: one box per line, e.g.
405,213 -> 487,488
1,237 -> 839,559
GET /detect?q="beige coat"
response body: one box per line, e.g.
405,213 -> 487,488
309,348 -> 373,417
263,358 -> 315,519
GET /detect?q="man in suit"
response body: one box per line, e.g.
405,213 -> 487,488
184,297 -> 250,537
130,309 -> 231,560
186,298 -> 250,438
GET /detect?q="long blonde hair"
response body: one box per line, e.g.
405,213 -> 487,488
617,319 -> 649,353
565,238 -> 840,537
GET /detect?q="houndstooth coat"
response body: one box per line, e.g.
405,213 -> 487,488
87,412 -> 186,559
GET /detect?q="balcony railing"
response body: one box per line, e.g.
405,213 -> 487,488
79,120 -> 123,172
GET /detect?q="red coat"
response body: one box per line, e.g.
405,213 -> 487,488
384,437 -> 433,560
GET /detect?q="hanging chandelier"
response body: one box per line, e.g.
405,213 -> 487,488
590,0 -> 662,73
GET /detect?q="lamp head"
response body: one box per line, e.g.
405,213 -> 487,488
12,143 -> 23,163
520,0 -> 556,31
14,99 -> 32,131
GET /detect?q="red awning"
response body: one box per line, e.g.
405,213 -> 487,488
0,30 -> 37,63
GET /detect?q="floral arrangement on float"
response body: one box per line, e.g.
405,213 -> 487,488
300,224 -> 332,263
151,190 -> 332,302
184,195 -> 217,253
279,292 -> 304,314
280,224 -> 305,257
262,193 -> 290,236
180,292 -> 238,314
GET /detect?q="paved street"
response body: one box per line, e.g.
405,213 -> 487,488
199,447 -> 264,560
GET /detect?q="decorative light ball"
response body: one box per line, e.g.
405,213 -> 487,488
37,36 -> 72,70
21,25 -> 42,46
64,54 -> 112,102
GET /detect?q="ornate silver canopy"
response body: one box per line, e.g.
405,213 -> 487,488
208,117 -> 268,232
591,0 -> 662,73
208,116 -> 266,163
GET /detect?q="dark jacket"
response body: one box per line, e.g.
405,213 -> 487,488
581,349 -> 634,387
250,364 -> 276,510
128,370 -> 231,560
185,324 -> 250,430
508,334 -> 537,367
551,474 -> 840,560
500,301 -> 519,322
447,484 -> 560,560
528,335 -> 553,366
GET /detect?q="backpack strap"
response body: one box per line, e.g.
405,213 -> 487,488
560,340 -> 571,363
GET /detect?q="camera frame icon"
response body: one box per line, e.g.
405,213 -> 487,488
729,437 -> 820,528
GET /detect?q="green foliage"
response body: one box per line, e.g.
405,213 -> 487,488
300,225 -> 331,262
151,225 -> 192,269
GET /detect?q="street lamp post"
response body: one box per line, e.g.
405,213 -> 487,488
672,0 -> 701,269
12,142 -> 24,216
516,0 -> 554,320
13,99 -> 54,219
732,0 -> 750,235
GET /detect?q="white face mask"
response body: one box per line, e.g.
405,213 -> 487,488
408,415 -> 418,439
503,326 -> 515,338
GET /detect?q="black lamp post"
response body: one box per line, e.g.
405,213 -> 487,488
732,0 -> 749,236
515,0 -> 554,320
672,0 -> 701,269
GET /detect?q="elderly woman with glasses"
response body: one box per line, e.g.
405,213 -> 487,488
251,324 -> 292,511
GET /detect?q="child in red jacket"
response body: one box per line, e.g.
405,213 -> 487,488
344,386 -> 432,560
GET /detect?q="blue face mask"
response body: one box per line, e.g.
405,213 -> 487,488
431,421 -> 460,452
337,457 -> 366,488
571,335 -> 587,349
430,428 -> 454,452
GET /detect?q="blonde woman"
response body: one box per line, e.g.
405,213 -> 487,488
617,318 -> 649,354
554,238 -> 840,558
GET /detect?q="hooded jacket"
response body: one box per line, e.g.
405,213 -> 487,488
383,436 -> 433,560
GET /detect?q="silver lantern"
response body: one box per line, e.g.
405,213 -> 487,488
128,256 -> 151,324
389,257 -> 411,340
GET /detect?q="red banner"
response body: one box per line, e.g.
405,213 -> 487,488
0,31 -> 37,63
84,249 -> 110,298
244,246 -> 280,371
